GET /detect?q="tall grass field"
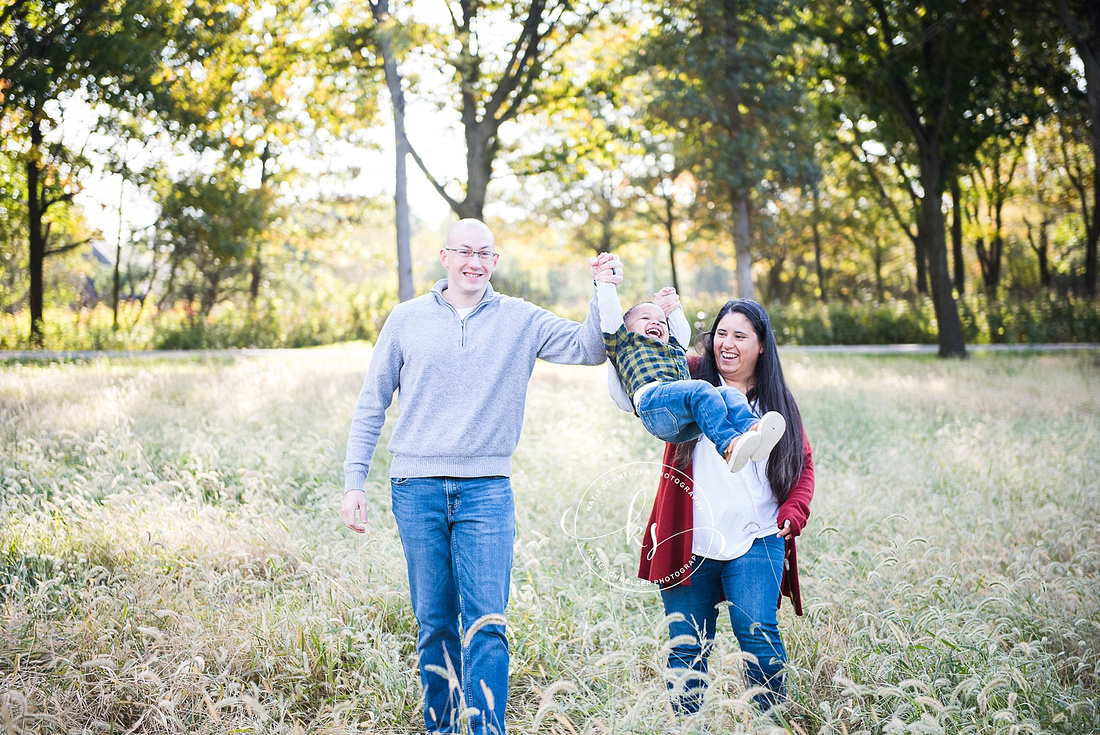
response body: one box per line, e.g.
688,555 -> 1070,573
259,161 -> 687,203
1,348 -> 1098,734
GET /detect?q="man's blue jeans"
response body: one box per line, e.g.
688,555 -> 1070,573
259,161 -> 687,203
660,536 -> 788,712
636,380 -> 758,456
390,476 -> 514,734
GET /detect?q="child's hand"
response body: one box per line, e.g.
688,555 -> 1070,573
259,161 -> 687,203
590,253 -> 623,284
653,286 -> 680,315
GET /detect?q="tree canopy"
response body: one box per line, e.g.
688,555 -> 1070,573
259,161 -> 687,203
0,0 -> 1096,350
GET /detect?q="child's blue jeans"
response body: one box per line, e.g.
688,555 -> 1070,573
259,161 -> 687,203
635,380 -> 758,455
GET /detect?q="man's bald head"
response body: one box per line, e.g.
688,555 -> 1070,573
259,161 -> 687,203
446,218 -> 496,250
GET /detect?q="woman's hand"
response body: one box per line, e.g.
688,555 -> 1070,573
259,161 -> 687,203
776,519 -> 793,538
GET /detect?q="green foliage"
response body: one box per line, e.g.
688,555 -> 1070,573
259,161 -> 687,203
5,290 -> 1098,352
686,295 -> 1100,347
644,0 -> 808,197
153,166 -> 273,314
1,0 -> 1098,356
0,156 -> 27,313
0,286 -> 398,351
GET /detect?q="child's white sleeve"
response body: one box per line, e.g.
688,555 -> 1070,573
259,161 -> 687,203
607,363 -> 634,412
595,281 -> 624,334
669,306 -> 692,346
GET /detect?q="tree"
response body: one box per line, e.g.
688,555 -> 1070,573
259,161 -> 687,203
330,1 -> 416,301
1051,0 -> 1100,296
642,0 -> 809,301
154,166 -> 270,317
368,0 -> 603,222
817,0 -> 1075,355
1,0 -> 179,342
964,137 -> 1024,294
0,153 -> 27,314
371,1 -> 414,302
0,0 -> 111,98
513,22 -> 656,257
836,117 -> 930,298
819,1 -> 994,356
154,0 -> 323,308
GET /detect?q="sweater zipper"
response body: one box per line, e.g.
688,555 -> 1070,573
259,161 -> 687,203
459,298 -> 493,347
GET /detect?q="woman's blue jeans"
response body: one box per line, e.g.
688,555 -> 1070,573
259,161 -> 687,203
636,380 -> 759,455
390,476 -> 514,734
660,535 -> 787,713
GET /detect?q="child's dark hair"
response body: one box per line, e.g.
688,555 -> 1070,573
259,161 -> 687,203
623,301 -> 661,324
673,299 -> 805,501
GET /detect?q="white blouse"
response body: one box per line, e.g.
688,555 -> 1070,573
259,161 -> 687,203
689,392 -> 780,561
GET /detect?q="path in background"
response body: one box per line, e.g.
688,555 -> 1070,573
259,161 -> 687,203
3,342 -> 1099,362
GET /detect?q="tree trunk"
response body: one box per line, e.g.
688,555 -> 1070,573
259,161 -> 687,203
914,230 -> 928,295
249,251 -> 262,304
371,0 -> 415,300
663,193 -> 680,294
975,202 -> 1005,295
1026,218 -> 1051,289
460,128 -> 491,221
393,124 -> 414,301
950,175 -> 965,295
873,240 -> 885,302
988,234 -> 1003,294
766,256 -> 785,302
811,184 -> 826,302
920,150 -> 967,357
1088,130 -> 1100,297
731,191 -> 753,300
201,271 -> 219,317
113,142 -> 128,330
975,236 -> 993,292
1056,0 -> 1100,296
249,144 -> 272,306
113,233 -> 122,330
598,210 -> 613,252
27,116 -> 44,345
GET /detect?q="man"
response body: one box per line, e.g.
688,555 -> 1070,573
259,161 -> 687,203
342,219 -> 621,734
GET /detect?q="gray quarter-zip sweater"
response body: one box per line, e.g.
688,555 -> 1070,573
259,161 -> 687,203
344,279 -> 606,489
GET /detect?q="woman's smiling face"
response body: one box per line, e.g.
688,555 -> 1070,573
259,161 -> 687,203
712,311 -> 763,384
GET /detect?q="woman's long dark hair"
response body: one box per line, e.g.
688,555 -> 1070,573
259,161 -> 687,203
673,299 -> 805,502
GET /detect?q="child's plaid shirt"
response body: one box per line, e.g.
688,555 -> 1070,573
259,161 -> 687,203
604,325 -> 691,401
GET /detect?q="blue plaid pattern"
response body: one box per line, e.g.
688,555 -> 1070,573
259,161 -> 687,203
605,325 -> 691,401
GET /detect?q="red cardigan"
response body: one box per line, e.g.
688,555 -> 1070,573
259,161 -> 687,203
636,364 -> 815,615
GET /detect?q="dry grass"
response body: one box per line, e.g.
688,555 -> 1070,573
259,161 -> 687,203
1,348 -> 1098,734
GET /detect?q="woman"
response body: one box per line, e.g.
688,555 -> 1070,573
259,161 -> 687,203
638,299 -> 814,714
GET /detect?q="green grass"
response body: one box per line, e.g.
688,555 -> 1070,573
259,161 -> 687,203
1,348 -> 1098,733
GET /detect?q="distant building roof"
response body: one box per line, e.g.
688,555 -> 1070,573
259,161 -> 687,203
89,240 -> 114,266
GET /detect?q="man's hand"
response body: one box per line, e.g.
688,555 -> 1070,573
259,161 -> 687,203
342,489 -> 369,533
652,286 -> 680,315
590,252 -> 624,285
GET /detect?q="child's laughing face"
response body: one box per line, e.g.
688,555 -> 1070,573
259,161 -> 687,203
625,303 -> 669,342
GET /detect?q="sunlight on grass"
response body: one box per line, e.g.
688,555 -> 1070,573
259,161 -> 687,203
1,349 -> 1098,733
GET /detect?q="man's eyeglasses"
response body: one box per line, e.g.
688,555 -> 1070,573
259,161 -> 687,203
444,247 -> 498,262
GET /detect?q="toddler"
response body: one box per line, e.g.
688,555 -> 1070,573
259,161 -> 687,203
594,270 -> 784,471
